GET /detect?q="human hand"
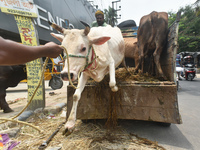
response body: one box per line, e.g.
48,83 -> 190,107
44,42 -> 63,58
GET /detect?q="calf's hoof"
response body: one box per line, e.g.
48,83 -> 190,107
62,128 -> 73,136
158,75 -> 167,81
111,86 -> 118,92
62,120 -> 75,136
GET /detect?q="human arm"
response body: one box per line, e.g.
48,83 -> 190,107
0,36 -> 63,65
58,55 -> 66,64
58,60 -> 65,64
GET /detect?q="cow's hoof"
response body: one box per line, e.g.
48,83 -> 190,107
3,108 -> 14,113
111,86 -> 118,92
62,128 -> 73,136
158,76 -> 167,81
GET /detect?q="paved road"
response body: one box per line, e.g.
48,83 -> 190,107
120,75 -> 200,150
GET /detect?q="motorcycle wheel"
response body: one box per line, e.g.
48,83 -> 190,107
187,73 -> 194,81
49,75 -> 63,90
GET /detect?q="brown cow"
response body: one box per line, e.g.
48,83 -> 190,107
135,11 -> 168,79
124,37 -> 139,67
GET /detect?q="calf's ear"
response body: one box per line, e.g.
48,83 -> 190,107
89,36 -> 111,45
50,33 -> 64,42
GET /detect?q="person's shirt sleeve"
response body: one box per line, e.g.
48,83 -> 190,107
91,21 -> 97,27
103,22 -> 108,26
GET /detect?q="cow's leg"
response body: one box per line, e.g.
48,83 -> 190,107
0,88 -> 13,113
109,59 -> 118,92
134,54 -> 139,68
134,45 -> 144,73
64,72 -> 88,134
153,47 -> 166,80
141,56 -> 144,73
121,58 -> 129,72
148,55 -> 155,76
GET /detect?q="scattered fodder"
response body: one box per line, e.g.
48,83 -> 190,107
12,113 -> 166,150
115,67 -> 160,82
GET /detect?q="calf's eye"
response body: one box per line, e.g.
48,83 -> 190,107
81,47 -> 86,52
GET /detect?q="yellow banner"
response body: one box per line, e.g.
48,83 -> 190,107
0,0 -> 38,18
1,7 -> 37,17
14,15 -> 44,105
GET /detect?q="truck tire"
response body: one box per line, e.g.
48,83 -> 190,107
117,20 -> 137,28
157,122 -> 171,127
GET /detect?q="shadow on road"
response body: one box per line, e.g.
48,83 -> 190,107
118,120 -> 192,150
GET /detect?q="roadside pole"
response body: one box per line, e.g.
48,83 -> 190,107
0,1 -> 45,110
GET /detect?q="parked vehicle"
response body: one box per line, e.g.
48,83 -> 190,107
182,56 -> 196,81
176,54 -> 183,81
21,54 -> 64,90
184,63 -> 196,81
45,55 -> 65,90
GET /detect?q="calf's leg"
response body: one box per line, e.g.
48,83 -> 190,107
63,73 -> 88,135
109,59 -> 118,92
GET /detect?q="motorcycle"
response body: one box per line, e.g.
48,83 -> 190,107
183,63 -> 196,81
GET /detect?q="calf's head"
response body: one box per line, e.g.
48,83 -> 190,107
50,22 -> 110,81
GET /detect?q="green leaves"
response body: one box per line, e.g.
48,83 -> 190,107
104,6 -> 118,26
168,2 -> 200,53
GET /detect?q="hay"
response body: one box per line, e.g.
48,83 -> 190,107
115,67 -> 160,82
12,113 -> 65,150
11,112 -> 166,150
93,79 -> 121,129
62,121 -> 165,150
87,67 -> 161,85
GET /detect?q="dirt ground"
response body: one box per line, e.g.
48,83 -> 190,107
11,110 -> 166,150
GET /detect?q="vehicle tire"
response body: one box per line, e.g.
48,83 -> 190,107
157,122 -> 171,127
188,73 -> 194,81
49,75 -> 63,90
117,20 -> 137,28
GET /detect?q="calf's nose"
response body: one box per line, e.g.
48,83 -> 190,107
61,72 -> 73,80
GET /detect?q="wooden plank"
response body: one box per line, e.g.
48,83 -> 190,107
67,82 -> 182,124
121,27 -> 137,38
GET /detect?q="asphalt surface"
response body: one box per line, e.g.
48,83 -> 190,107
120,74 -> 200,150
1,74 -> 200,150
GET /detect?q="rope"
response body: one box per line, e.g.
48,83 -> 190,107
0,118 -> 42,133
0,57 -> 49,131
0,45 -> 97,131
60,45 -> 84,89
85,56 -> 99,72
